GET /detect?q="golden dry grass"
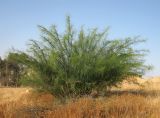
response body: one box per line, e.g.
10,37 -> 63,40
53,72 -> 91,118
44,94 -> 160,118
0,87 -> 32,103
1,93 -> 160,118
0,77 -> 160,118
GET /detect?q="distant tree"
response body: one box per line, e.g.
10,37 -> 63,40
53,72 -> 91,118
0,53 -> 24,86
10,16 -> 152,97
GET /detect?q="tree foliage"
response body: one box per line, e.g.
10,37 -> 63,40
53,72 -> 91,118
9,16 -> 151,97
0,54 -> 23,86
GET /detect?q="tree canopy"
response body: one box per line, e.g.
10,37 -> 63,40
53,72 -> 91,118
9,16 -> 151,97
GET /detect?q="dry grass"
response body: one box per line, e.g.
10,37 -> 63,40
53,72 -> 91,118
1,77 -> 160,118
44,94 -> 160,118
1,93 -> 160,118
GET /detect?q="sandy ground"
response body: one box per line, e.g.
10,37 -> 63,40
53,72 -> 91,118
112,76 -> 160,91
0,87 -> 32,103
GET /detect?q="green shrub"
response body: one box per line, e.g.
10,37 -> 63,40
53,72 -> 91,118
9,16 -> 151,97
19,74 -> 44,88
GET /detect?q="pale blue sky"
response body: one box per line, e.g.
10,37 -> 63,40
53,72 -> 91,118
0,0 -> 160,76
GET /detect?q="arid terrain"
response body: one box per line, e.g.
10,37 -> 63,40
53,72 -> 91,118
1,77 -> 160,118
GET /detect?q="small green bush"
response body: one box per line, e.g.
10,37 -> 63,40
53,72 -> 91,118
10,16 -> 151,97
